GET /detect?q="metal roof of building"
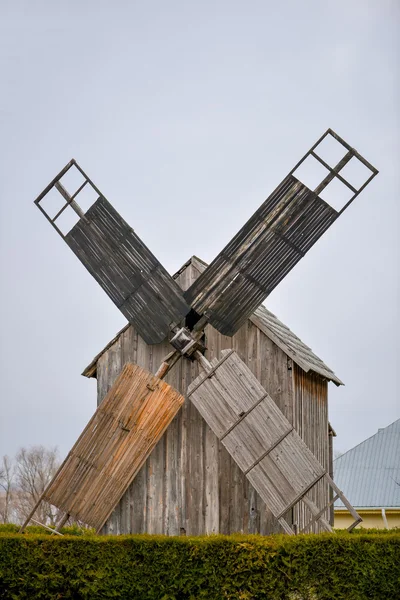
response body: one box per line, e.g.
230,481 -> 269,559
83,256 -> 342,384
334,419 -> 400,509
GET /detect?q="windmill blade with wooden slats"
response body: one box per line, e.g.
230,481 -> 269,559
184,129 -> 378,337
34,160 -> 191,345
23,128 -> 378,535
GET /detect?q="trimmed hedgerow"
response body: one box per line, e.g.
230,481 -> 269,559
0,523 -> 95,536
0,532 -> 399,599
346,526 -> 400,535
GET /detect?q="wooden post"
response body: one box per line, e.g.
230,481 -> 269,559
300,494 -> 339,534
155,350 -> 181,379
194,350 -> 212,372
155,342 -> 211,382
53,512 -> 70,534
30,518 -> 64,536
301,495 -> 333,532
19,491 -> 48,533
278,517 -> 295,535
55,181 -> 85,218
324,473 -> 362,531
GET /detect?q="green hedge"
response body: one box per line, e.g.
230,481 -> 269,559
0,523 -> 94,536
0,532 -> 399,599
1,523 -> 398,536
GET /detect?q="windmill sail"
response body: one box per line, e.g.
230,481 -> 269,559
34,160 -> 190,344
65,196 -> 190,344
40,363 -> 184,532
185,129 -> 378,337
188,349 -> 361,533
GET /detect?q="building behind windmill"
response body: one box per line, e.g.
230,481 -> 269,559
334,419 -> 400,529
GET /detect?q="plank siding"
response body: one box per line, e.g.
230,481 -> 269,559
292,364 -> 329,533
96,260 -> 329,535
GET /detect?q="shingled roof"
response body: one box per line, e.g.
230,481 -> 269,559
250,306 -> 343,385
83,256 -> 342,385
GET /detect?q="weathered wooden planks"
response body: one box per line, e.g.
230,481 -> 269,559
184,130 -> 377,339
188,350 -> 326,525
44,363 -> 184,531
92,258 -> 330,535
96,258 -> 298,535
184,176 -> 337,336
65,196 -> 190,344
292,365 -> 330,531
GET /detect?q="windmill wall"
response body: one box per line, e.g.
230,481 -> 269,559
92,260 -> 329,535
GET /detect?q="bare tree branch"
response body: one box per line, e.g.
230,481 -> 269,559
14,446 -> 60,526
0,455 -> 14,523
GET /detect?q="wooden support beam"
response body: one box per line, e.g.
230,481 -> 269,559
53,512 -> 70,534
300,494 -> 339,534
301,495 -> 333,533
55,181 -> 85,218
193,349 -> 212,371
324,473 -> 362,531
155,328 -> 210,381
278,517 -> 295,535
313,151 -> 353,197
155,350 -> 181,379
19,491 -> 48,533
30,518 -> 64,536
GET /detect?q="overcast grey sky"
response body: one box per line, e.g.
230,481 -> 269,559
0,0 -> 398,462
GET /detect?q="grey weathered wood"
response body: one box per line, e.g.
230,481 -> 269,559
301,495 -> 332,532
92,258 -> 331,535
300,492 -> 339,533
189,351 -> 328,524
324,473 -> 362,531
292,365 -> 329,532
184,176 -> 337,337
222,402 -> 292,472
54,181 -> 85,218
65,196 -> 190,345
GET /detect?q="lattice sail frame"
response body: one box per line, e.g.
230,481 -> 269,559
34,160 -> 190,345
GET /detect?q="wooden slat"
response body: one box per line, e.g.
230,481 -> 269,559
187,350 -> 267,437
248,431 -> 325,518
189,350 -> 327,521
184,176 -> 337,336
222,401 -> 293,472
43,363 -> 184,531
65,196 -> 190,344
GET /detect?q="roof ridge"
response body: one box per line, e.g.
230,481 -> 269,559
252,305 -> 342,385
172,255 -> 208,279
334,418 -> 400,463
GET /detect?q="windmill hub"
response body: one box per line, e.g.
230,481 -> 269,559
170,327 -> 200,356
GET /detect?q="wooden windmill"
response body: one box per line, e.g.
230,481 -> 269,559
21,129 -> 377,535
